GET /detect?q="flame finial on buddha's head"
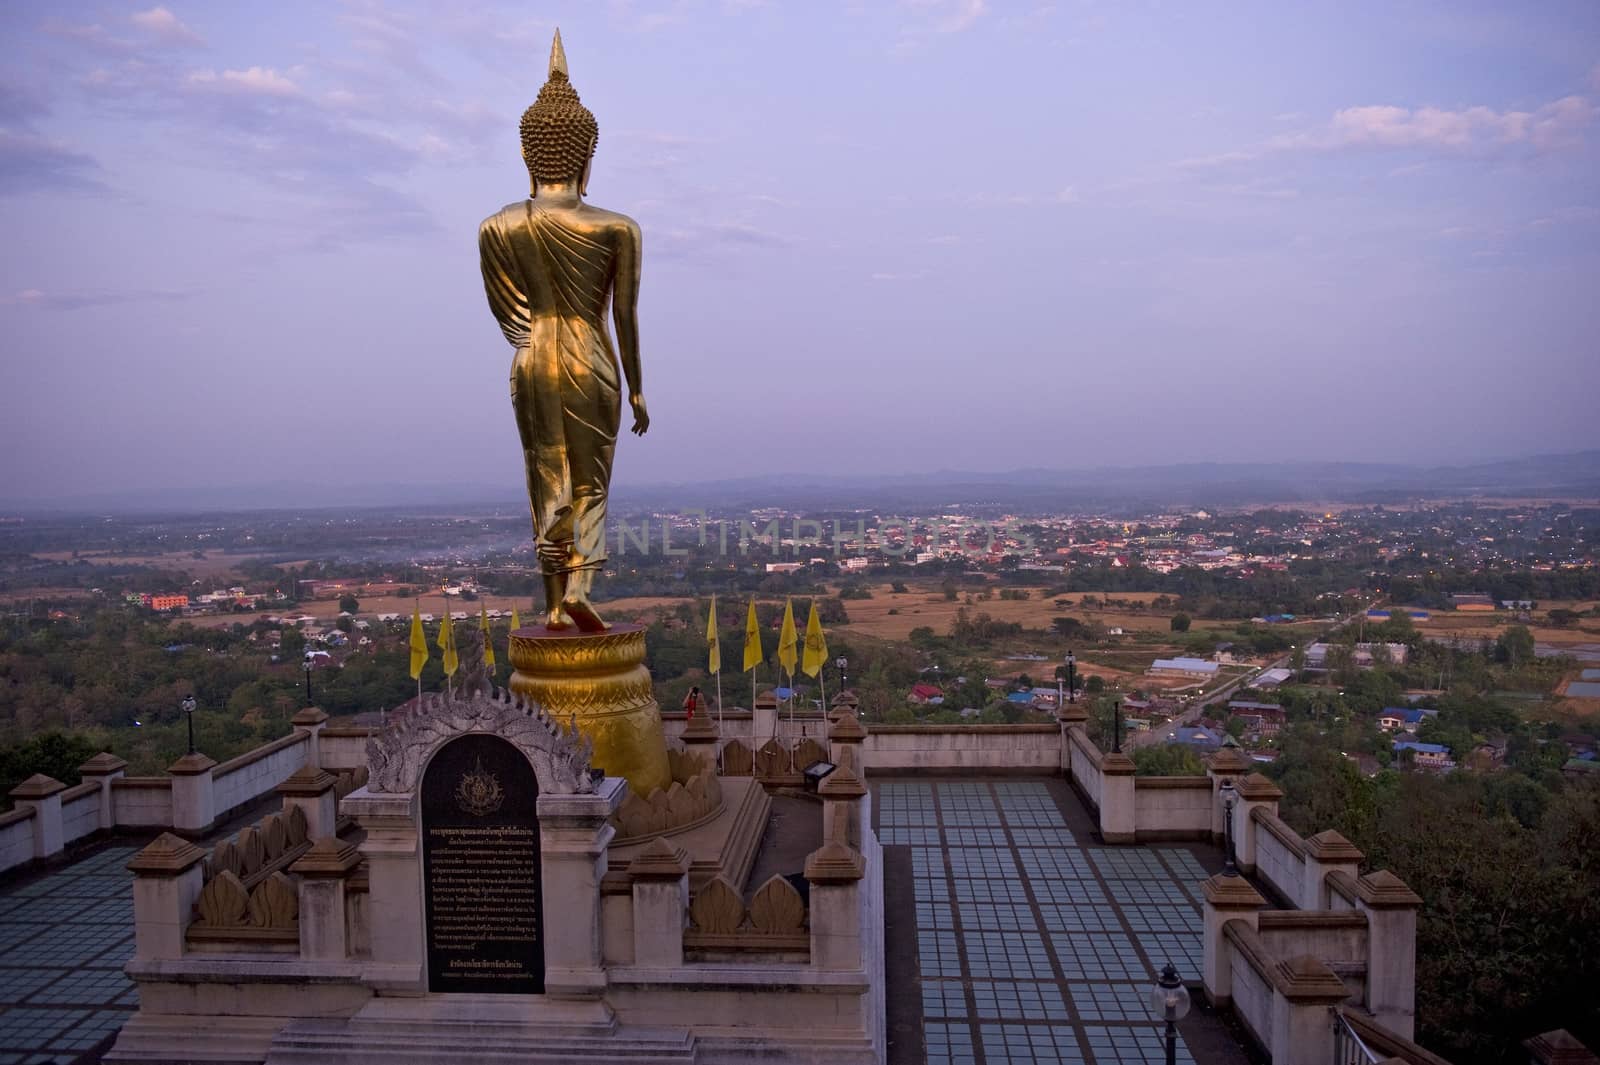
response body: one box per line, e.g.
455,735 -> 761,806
519,29 -> 599,185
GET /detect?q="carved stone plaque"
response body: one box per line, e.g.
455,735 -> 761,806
421,734 -> 543,994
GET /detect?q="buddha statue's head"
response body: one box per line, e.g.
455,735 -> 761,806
520,30 -> 598,194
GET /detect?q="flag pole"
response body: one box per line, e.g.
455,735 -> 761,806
818,667 -> 829,744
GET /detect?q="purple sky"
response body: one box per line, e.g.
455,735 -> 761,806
3,1 -> 1598,504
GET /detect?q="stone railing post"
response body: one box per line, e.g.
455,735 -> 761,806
1098,751 -> 1136,844
1269,956 -> 1351,1065
819,763 -> 867,850
537,777 -> 625,998
1354,870 -> 1422,1041
166,752 -> 218,836
78,753 -> 126,832
1300,831 -> 1363,911
806,839 -> 866,972
1201,873 -> 1266,1007
343,786 -> 422,989
829,708 -> 867,776
679,710 -> 720,772
127,833 -> 208,960
291,707 -> 329,769
752,690 -> 779,746
8,775 -> 66,860
1205,746 -> 1253,846
1057,702 -> 1089,788
1232,773 -> 1282,875
290,836 -> 362,961
277,766 -> 339,839
627,837 -> 689,967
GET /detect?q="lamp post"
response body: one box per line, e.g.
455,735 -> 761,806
1219,777 -> 1238,876
302,652 -> 314,707
180,694 -> 197,755
1149,962 -> 1191,1065
1111,697 -> 1123,753
1067,650 -> 1077,704
836,656 -> 848,700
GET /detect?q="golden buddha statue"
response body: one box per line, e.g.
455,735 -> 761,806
479,30 -> 647,634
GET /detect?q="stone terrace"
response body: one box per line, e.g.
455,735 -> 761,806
877,777 -> 1256,1065
0,843 -> 140,1064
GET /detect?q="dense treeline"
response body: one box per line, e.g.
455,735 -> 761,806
1266,729 -> 1599,1063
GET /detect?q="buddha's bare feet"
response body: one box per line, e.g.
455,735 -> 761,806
562,592 -> 608,633
543,607 -> 574,631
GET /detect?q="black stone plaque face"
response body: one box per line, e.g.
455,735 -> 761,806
421,734 -> 543,994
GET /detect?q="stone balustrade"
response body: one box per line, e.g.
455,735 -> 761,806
0,711 -> 346,878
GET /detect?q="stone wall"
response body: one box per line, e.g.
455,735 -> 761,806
863,724 -> 1059,772
319,726 -> 377,772
60,783 -> 101,844
0,810 -> 34,871
1254,811 -> 1304,904
112,780 -> 174,828
1132,777 -> 1211,837
211,734 -> 309,818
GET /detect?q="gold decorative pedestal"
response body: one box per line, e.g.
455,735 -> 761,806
507,623 -> 671,796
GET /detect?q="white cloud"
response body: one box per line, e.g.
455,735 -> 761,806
130,7 -> 204,48
894,0 -> 988,53
1178,94 -> 1595,170
187,67 -> 300,97
1283,97 -> 1593,152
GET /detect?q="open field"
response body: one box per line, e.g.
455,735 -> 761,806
834,581 -> 1320,646
183,592 -> 689,629
1410,600 -> 1600,648
29,550 -> 273,579
835,584 -> 1180,642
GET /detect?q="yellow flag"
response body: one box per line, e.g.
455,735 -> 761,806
802,599 -> 829,678
777,597 -> 798,675
706,596 -> 721,674
480,603 -> 496,669
510,607 -> 522,633
438,609 -> 458,678
408,602 -> 428,680
742,599 -> 763,672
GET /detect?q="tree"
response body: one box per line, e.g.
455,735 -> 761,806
1170,612 -> 1191,632
1496,624 -> 1535,668
0,732 -> 103,805
1085,675 -> 1105,694
890,581 -> 909,594
1053,616 -> 1088,640
1132,744 -> 1204,776
1547,609 -> 1580,629
279,627 -> 306,660
338,593 -> 360,614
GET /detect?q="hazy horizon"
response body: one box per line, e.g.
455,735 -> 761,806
4,1 -> 1599,503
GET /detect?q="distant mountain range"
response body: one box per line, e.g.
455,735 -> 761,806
7,452 -> 1598,515
620,451 -> 1600,512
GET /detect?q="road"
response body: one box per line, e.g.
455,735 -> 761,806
1128,610 -> 1362,748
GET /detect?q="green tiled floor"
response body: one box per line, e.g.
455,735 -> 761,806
0,845 -> 140,1063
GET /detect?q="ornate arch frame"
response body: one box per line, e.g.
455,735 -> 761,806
366,687 -> 594,798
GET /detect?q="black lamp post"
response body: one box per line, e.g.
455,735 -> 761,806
1066,650 -> 1077,704
1149,962 -> 1191,1065
181,694 -> 197,754
836,656 -> 848,699
1219,777 -> 1239,876
302,652 -> 314,707
1112,697 -> 1123,753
